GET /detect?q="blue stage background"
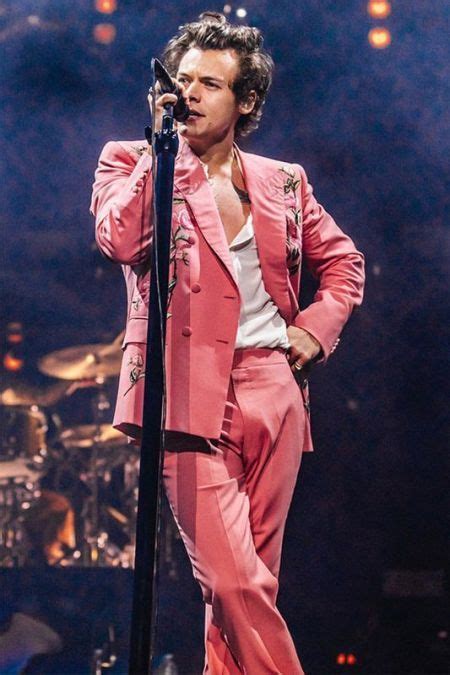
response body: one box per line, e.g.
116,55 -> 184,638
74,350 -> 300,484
0,1 -> 448,672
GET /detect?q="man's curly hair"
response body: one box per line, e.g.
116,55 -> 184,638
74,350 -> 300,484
162,11 -> 274,138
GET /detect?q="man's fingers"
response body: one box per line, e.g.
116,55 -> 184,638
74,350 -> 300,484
290,359 -> 305,373
288,350 -> 306,366
288,344 -> 308,362
147,92 -> 178,106
147,88 -> 178,104
159,93 -> 178,106
288,345 -> 314,373
147,91 -> 179,133
288,342 -> 316,363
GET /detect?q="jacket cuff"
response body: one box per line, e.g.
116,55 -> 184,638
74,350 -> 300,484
292,307 -> 341,363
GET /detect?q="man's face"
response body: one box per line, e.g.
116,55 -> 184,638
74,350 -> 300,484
176,47 -> 249,149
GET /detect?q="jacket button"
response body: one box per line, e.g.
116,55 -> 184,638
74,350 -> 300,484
191,283 -> 201,293
182,326 -> 192,337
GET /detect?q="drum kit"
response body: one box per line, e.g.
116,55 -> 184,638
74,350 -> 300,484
0,336 -> 158,569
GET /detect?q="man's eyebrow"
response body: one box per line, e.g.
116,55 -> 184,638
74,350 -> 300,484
201,75 -> 225,83
177,71 -> 225,83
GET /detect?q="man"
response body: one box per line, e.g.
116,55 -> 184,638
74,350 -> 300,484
91,11 -> 365,674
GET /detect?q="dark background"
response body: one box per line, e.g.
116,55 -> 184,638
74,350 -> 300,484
0,1 -> 448,672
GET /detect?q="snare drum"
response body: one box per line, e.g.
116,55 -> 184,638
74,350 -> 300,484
0,406 -> 48,464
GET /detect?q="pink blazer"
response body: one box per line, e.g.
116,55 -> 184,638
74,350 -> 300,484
91,138 -> 365,450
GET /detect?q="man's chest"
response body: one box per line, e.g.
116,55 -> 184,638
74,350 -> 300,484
208,176 -> 251,246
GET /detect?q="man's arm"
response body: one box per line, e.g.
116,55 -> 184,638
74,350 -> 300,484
290,164 -> 365,363
91,88 -> 180,266
90,141 -> 153,266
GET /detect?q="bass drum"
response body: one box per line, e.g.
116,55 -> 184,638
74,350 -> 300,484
0,406 -> 49,566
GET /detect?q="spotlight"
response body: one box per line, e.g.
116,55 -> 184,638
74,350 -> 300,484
3,352 -> 24,372
93,22 -> 116,44
27,15 -> 41,26
7,322 -> 23,344
236,8 -> 247,18
223,4 -> 232,13
95,0 -> 117,14
336,652 -> 359,666
372,263 -> 381,276
368,27 -> 391,49
367,1 -> 391,19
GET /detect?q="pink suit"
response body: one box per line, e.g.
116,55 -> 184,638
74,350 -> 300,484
91,137 -> 365,673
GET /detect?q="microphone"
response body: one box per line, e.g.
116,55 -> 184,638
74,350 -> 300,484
152,58 -> 190,123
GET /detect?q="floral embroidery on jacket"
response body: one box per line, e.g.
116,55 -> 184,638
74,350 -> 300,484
280,167 -> 303,276
286,215 -> 302,276
280,166 -> 301,197
130,144 -> 149,157
124,353 -> 145,396
167,205 -> 194,317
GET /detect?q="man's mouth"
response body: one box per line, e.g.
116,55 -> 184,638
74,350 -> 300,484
187,110 -> 204,118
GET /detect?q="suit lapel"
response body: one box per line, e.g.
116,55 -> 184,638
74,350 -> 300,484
172,140 -> 294,322
174,139 -> 237,285
235,146 -> 292,321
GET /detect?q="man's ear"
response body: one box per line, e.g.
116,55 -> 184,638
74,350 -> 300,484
238,90 -> 257,115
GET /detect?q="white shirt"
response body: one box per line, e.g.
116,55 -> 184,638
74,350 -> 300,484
229,215 -> 290,350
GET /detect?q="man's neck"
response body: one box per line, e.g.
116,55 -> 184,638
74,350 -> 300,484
189,134 -> 236,175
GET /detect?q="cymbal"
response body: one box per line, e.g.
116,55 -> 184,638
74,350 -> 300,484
38,343 -> 122,381
59,424 -> 125,450
0,381 -> 70,407
0,385 -> 41,407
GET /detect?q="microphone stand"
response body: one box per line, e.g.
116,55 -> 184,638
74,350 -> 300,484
128,91 -> 178,674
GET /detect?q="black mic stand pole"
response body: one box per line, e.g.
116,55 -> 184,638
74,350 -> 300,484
128,89 -> 178,674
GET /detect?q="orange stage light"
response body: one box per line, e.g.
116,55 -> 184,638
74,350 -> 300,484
7,322 -> 23,343
368,27 -> 392,49
4,352 -> 24,372
7,333 -> 23,344
95,0 -> 117,14
347,653 -> 357,665
7,322 -> 22,331
336,653 -> 346,665
93,22 -> 116,44
367,1 -> 391,19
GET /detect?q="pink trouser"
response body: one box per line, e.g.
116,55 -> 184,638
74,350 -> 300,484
163,348 -> 305,674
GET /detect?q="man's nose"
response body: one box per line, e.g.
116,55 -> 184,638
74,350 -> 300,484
183,81 -> 200,101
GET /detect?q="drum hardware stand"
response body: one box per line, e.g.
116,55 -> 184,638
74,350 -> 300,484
80,378 -> 113,566
91,625 -> 117,675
